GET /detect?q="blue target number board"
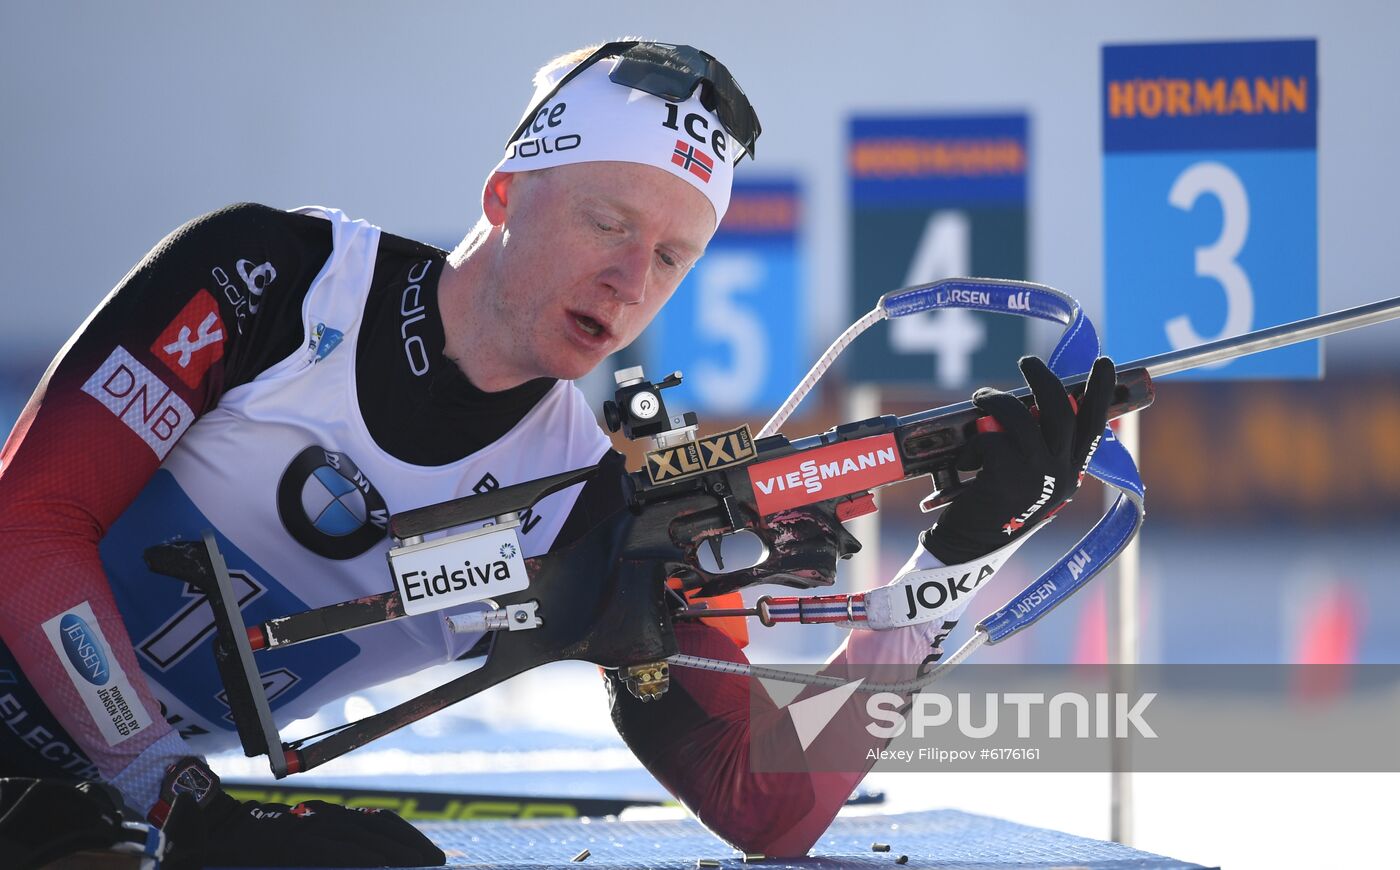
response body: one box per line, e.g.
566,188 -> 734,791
849,115 -> 1029,388
644,179 -> 803,416
1103,39 -> 1319,379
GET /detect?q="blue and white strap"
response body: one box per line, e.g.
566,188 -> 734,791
670,278 -> 1147,692
877,277 -> 1146,644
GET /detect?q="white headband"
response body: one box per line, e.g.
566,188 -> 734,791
494,57 -> 735,223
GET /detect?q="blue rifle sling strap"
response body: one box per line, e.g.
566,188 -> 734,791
878,278 -> 1147,643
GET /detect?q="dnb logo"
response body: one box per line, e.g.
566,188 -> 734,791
277,446 -> 388,559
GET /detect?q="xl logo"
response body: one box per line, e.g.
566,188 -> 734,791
662,103 -> 728,163
646,425 -> 756,484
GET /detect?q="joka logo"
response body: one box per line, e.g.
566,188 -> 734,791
277,446 -> 389,559
646,425 -> 756,484
903,564 -> 996,620
671,139 -> 714,183
747,434 -> 903,516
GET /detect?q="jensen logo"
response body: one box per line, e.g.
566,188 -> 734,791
44,602 -> 153,745
59,614 -> 109,686
748,434 -> 903,516
646,425 -> 756,484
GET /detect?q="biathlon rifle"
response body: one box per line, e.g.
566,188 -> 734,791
143,279 -> 1400,779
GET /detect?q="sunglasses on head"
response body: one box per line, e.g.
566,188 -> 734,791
506,40 -> 761,163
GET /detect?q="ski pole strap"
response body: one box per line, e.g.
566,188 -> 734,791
878,277 -> 1147,643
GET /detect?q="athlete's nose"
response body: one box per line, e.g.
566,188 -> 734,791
599,243 -> 649,305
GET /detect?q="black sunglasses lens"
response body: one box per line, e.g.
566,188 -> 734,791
608,46 -> 759,157
609,48 -> 697,102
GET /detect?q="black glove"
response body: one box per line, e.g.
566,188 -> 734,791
1,777 -> 144,870
923,355 -> 1116,564
155,757 -> 445,869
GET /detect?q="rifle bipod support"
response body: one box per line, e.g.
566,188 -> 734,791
144,509 -> 678,778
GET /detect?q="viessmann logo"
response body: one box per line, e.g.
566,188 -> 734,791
747,434 -> 903,516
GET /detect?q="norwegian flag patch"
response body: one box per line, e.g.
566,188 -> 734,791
671,139 -> 714,183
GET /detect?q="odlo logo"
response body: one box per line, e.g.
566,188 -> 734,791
509,101 -> 582,159
59,614 -> 110,686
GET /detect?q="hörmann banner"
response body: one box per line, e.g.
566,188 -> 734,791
848,115 -> 1029,389
1103,39 -> 1319,379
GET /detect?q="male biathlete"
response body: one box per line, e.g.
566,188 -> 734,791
0,40 -> 1114,867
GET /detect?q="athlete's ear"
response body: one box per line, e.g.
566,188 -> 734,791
481,171 -> 518,227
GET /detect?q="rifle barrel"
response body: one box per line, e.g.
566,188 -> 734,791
1120,295 -> 1400,380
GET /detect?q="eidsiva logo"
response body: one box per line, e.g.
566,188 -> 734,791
277,446 -> 389,560
58,614 -> 110,686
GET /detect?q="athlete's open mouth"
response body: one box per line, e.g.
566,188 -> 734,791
572,312 -> 607,338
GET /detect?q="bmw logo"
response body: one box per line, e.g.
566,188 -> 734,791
277,446 -> 388,559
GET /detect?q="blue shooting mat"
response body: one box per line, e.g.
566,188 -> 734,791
393,810 -> 1210,869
